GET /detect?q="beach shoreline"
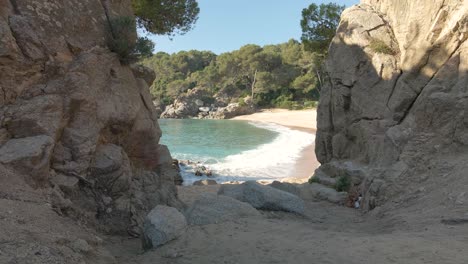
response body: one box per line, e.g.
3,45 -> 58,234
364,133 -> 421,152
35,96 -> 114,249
231,108 -> 319,183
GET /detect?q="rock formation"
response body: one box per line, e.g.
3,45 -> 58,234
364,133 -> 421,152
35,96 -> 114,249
315,0 -> 468,210
0,0 -> 181,236
160,88 -> 256,119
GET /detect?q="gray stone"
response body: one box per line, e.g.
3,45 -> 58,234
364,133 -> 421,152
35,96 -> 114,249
299,183 -> 348,204
269,181 -> 301,196
50,173 -> 79,194
89,144 -> 132,195
185,193 -> 260,225
0,135 -> 54,184
142,206 -> 187,249
70,239 -> 92,253
195,99 -> 204,107
218,181 -> 305,214
130,64 -> 156,86
198,106 -> 210,112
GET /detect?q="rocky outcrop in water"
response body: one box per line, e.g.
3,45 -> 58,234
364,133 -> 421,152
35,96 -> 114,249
315,0 -> 468,210
0,0 -> 180,236
160,88 -> 256,119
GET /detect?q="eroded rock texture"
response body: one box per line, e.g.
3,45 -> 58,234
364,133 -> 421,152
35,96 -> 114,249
316,0 -> 468,210
0,0 -> 180,235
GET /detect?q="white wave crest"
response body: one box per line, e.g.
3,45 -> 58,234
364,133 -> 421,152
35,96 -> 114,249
207,121 -> 314,182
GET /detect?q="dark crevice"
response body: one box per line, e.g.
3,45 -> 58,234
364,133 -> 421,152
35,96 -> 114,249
7,18 -> 26,59
99,0 -> 116,39
350,116 -> 382,125
364,24 -> 386,35
385,70 -> 403,108
1,86 -> 7,103
9,0 -> 20,15
140,93 -> 151,112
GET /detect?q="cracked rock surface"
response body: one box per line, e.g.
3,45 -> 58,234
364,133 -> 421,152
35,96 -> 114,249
315,0 -> 468,210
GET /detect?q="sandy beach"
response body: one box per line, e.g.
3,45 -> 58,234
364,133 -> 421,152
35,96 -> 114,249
232,109 -> 320,182
232,109 -> 317,131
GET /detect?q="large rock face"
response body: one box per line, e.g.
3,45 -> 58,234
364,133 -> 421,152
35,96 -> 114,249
0,0 -> 181,235
316,0 -> 468,210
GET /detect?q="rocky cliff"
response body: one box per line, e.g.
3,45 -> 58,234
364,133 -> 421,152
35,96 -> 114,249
0,0 -> 180,236
316,0 -> 468,210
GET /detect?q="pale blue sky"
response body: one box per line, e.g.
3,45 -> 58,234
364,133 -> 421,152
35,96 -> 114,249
149,0 -> 359,54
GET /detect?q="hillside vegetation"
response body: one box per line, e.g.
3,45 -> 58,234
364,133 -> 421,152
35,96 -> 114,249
141,40 -> 323,110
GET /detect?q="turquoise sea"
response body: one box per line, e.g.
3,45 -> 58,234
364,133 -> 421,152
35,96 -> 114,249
159,119 -> 315,185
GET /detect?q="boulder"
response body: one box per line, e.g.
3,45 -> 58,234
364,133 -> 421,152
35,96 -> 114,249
142,206 -> 187,249
198,106 -> 210,112
208,102 -> 255,119
185,193 -> 260,225
218,181 -> 305,214
89,144 -> 132,195
269,181 -> 301,196
194,99 -> 204,107
130,64 -> 156,86
0,135 -> 54,185
299,183 -> 348,204
160,88 -> 211,118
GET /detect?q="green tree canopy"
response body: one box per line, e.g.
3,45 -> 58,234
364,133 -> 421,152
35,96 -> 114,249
300,3 -> 345,53
140,41 -> 322,108
132,0 -> 200,36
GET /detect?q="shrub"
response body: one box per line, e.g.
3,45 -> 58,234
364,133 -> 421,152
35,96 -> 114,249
334,176 -> 351,192
303,100 -> 318,109
238,97 -> 247,107
107,16 -> 154,64
308,176 -> 320,184
201,95 -> 215,105
369,39 -> 395,55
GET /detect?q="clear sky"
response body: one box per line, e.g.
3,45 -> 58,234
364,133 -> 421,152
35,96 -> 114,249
149,0 -> 359,55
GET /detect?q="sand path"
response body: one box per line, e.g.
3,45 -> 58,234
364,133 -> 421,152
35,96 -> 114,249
110,185 -> 468,264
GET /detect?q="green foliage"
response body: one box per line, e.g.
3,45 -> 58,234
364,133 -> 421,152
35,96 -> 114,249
272,94 -> 294,109
303,100 -> 318,109
132,0 -> 200,36
369,39 -> 395,55
300,3 -> 345,53
308,176 -> 321,184
134,37 -> 155,58
335,176 -> 351,192
107,16 -> 155,63
238,98 -> 247,107
140,40 -> 324,106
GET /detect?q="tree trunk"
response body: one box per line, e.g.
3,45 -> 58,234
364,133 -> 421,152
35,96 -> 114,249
251,69 -> 258,98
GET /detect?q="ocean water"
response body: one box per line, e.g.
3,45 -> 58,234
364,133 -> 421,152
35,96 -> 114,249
158,119 -> 315,185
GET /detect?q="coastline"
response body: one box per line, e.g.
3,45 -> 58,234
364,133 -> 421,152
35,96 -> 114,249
231,108 -> 319,183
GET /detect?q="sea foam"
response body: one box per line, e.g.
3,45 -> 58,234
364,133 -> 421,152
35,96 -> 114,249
181,121 -> 315,185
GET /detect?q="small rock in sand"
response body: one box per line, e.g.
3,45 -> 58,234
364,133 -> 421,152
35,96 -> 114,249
142,206 -> 187,250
